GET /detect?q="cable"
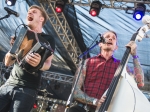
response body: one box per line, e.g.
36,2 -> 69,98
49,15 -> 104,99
14,24 -> 28,39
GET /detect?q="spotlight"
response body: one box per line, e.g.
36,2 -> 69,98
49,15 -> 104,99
33,100 -> 38,109
55,0 -> 66,13
89,1 -> 102,17
133,3 -> 146,21
5,0 -> 16,6
33,104 -> 37,108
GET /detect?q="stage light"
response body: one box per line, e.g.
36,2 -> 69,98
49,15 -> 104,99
5,0 -> 16,6
33,103 -> 37,109
133,3 -> 146,21
55,0 -> 65,13
33,100 -> 38,109
89,1 -> 102,17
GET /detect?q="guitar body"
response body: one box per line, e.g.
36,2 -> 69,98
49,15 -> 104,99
107,70 -> 150,112
96,33 -> 150,112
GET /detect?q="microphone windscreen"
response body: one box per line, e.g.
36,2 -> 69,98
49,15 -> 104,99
142,15 -> 150,25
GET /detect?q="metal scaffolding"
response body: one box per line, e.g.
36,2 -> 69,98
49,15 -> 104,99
0,62 -> 74,85
38,0 -> 82,71
70,0 -> 150,12
37,0 -> 150,73
42,71 -> 74,84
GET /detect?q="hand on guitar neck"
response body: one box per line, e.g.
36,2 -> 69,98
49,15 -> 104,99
95,95 -> 106,112
125,41 -> 137,56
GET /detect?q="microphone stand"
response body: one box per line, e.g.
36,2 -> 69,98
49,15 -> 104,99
65,40 -> 101,112
0,14 -> 10,20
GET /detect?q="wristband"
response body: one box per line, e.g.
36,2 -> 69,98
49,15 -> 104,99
133,55 -> 139,59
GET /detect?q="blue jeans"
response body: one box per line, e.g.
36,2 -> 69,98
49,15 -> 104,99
0,84 -> 37,112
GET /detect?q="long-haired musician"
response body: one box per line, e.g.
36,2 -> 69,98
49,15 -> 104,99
0,5 -> 55,112
68,31 -> 144,112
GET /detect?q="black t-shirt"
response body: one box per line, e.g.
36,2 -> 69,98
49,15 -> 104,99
6,32 -> 55,89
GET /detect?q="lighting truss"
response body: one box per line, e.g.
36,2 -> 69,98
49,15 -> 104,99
0,62 -> 74,85
37,0 -> 150,73
69,0 -> 150,12
38,0 -> 82,71
42,71 -> 74,84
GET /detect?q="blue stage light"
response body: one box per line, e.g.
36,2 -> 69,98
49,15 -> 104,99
133,3 -> 146,21
134,12 -> 143,20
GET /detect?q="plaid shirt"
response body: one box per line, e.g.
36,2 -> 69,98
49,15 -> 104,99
83,54 -> 120,99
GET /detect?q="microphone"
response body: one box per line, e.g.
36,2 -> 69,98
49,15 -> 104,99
136,15 -> 150,41
100,35 -> 107,44
4,7 -> 19,17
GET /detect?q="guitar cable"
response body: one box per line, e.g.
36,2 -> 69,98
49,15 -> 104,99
14,24 -> 28,39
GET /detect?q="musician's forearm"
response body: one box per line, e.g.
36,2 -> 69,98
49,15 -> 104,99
5,61 -> 15,67
40,55 -> 53,71
40,62 -> 51,71
74,88 -> 95,105
133,58 -> 144,87
4,52 -> 16,67
73,59 -> 95,105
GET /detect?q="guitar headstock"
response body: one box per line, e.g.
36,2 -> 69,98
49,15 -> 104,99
136,15 -> 150,42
